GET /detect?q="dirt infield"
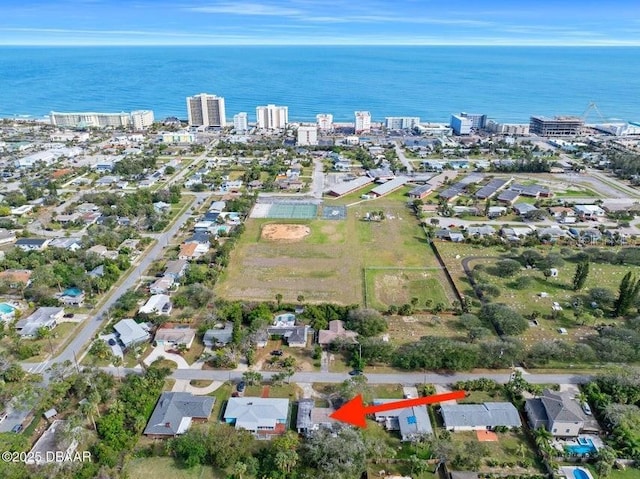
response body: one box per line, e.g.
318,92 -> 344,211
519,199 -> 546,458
261,224 -> 311,241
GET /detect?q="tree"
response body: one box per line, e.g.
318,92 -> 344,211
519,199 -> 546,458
614,272 -> 640,317
170,429 -> 208,467
479,303 -> 528,336
494,259 -> 522,277
300,428 -> 367,479
242,370 -> 263,386
594,446 -> 617,478
572,259 -> 590,291
345,308 -> 387,337
275,293 -> 283,308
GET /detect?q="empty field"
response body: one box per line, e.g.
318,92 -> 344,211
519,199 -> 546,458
216,198 -> 449,306
364,268 -> 452,309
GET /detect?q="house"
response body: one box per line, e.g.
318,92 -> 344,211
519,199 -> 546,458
513,203 -> 538,216
87,245 -> 118,259
48,237 -> 82,251
58,287 -> 85,306
434,229 -> 465,242
537,227 -> 568,240
0,302 -> 17,322
143,392 -> 214,438
88,265 -> 105,278
153,201 -> 171,214
0,269 -> 32,288
164,259 -> 188,279
574,204 -> 605,220
525,389 -> 596,438
487,206 -> 508,218
497,189 -> 520,204
178,242 -> 209,260
266,324 -> 310,347
139,294 -> 172,316
296,399 -> 338,435
318,320 -> 358,346
501,226 -> 536,242
15,307 -> 65,338
203,322 -> 234,347
209,201 -> 226,213
113,318 -> 150,348
224,397 -> 289,438
149,276 -> 175,295
14,238 -> 49,251
184,231 -> 210,245
373,400 -> 433,441
466,225 -> 496,237
549,206 -> 576,222
154,327 -> 196,349
440,402 -> 522,431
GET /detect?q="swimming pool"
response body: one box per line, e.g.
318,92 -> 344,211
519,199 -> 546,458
0,303 -> 15,314
565,438 -> 596,455
573,468 -> 590,479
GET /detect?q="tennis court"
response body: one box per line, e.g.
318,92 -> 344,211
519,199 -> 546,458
264,202 -> 318,219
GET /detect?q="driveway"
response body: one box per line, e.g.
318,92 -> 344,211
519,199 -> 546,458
171,379 -> 224,395
143,345 -> 190,369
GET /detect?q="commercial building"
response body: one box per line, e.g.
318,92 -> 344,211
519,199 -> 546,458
233,112 -> 248,132
450,114 -> 473,135
355,111 -> 371,133
186,93 -> 226,128
50,110 -> 154,129
297,125 -> 318,146
316,113 -> 334,131
486,120 -> 530,135
256,104 -> 288,129
455,112 -> 487,129
385,117 -> 420,130
530,116 -> 584,136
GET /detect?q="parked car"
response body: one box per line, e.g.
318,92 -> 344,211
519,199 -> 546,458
236,381 -> 246,392
11,424 -> 22,433
63,313 -> 74,318
270,350 -> 283,356
348,370 -> 363,376
108,338 -> 117,346
582,403 -> 592,415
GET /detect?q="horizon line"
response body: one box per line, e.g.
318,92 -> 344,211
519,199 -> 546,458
1,42 -> 640,47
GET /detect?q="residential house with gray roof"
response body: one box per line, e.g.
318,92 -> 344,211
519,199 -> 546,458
203,322 -> 234,347
525,389 -> 596,438
113,318 -> 150,348
296,398 -> 338,435
373,399 -> 433,441
224,397 -> 289,438
15,307 -> 64,338
440,402 -> 521,431
143,392 -> 214,438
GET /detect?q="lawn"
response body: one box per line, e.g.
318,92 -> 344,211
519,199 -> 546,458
364,268 -> 453,309
244,382 -> 301,399
124,457 -> 220,479
209,382 -> 233,420
584,464 -> 640,479
216,195 -> 448,306
386,313 -> 467,344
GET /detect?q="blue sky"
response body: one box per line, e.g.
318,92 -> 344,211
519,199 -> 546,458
1,0 -> 639,46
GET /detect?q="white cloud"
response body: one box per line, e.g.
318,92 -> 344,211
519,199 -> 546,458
186,2 -> 301,16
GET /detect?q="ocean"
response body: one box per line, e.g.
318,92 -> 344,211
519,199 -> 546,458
1,46 -> 639,124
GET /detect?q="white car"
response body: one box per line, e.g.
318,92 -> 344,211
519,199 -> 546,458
582,403 -> 592,415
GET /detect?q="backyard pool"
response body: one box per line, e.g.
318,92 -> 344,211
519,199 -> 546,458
573,468 -> 590,479
565,438 -> 596,455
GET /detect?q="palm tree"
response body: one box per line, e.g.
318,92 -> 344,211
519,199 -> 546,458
275,293 -> 283,308
112,355 -> 123,383
232,462 -> 247,479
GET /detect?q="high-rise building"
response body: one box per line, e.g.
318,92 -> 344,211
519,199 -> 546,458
50,110 -> 154,129
233,113 -> 249,132
529,116 -> 584,136
316,113 -> 334,131
297,126 -> 318,146
131,110 -> 155,130
385,117 -> 420,130
186,93 -> 226,128
454,112 -> 487,130
486,120 -> 530,136
256,104 -> 288,129
450,114 -> 473,135
354,111 -> 371,133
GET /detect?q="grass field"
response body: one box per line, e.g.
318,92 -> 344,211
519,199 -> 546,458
216,196 -> 451,306
125,457 -> 220,479
364,268 -> 452,309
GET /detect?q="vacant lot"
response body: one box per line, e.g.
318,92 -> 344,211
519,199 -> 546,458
217,197 -> 451,306
125,457 -> 219,479
365,268 -> 451,309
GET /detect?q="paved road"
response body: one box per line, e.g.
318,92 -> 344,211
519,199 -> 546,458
394,141 -> 414,173
311,158 -> 325,199
150,368 -> 591,385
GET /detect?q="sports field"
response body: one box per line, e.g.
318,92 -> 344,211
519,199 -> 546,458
216,199 -> 453,306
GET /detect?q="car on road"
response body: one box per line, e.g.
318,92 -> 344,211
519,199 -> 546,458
270,350 -> 283,356
11,424 -> 22,433
348,370 -> 363,376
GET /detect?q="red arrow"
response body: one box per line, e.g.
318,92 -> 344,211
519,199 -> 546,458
330,390 -> 466,428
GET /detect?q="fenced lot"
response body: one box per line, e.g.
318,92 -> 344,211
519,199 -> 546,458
216,199 -> 452,305
249,200 -> 318,219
